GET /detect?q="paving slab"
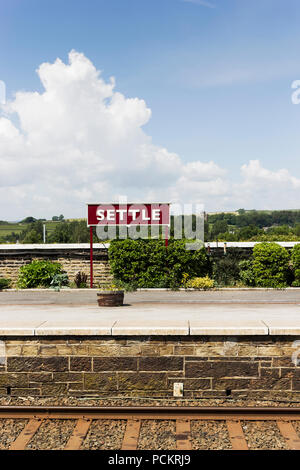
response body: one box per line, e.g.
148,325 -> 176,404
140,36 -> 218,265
187,304 -> 268,335
0,328 -> 35,336
262,316 -> 300,335
35,326 -> 114,335
189,320 -> 268,336
0,305 -> 119,336
0,309 -> 45,335
111,315 -> 189,335
34,306 -> 119,336
248,305 -> 300,335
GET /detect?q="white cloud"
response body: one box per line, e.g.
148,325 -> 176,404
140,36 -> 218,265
182,161 -> 227,181
231,160 -> 300,210
0,51 -> 299,219
0,50 -> 227,218
240,160 -> 300,188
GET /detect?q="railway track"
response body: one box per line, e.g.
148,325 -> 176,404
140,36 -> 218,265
1,406 -> 300,450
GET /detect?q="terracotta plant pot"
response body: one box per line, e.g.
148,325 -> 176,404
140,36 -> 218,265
97,290 -> 124,307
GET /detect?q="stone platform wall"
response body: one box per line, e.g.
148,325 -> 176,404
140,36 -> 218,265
1,335 -> 300,400
0,247 -> 112,287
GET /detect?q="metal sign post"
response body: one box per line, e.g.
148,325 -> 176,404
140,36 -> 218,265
90,226 -> 93,288
165,225 -> 168,248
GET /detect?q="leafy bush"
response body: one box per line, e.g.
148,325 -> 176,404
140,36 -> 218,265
17,260 -> 64,288
239,260 -> 256,286
252,242 -> 290,288
0,278 -> 11,290
108,239 -> 210,288
292,269 -> 300,287
186,276 -> 214,290
291,244 -> 300,286
74,271 -> 88,288
291,244 -> 300,268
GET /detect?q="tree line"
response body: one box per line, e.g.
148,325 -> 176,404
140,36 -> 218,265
1,209 -> 300,243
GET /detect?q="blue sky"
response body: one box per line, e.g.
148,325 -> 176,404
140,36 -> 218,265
1,0 -> 300,218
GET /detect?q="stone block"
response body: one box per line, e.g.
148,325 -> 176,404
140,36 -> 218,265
28,372 -> 53,383
118,372 -> 168,390
53,372 -> 83,383
0,373 -> 28,387
139,357 -> 183,371
93,357 -> 137,371
84,373 -> 117,391
41,383 -> 68,396
7,356 -> 68,372
185,361 -> 259,378
70,357 -> 92,371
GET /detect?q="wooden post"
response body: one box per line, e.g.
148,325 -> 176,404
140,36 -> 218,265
90,226 -> 93,288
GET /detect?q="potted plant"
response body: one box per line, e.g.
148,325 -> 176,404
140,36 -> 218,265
97,283 -> 124,306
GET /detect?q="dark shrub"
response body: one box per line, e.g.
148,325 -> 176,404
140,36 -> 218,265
211,249 -> 247,286
0,278 -> 11,290
74,271 -> 88,288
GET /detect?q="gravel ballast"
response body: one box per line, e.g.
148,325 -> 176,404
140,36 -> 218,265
138,420 -> 176,450
0,419 -> 28,449
26,419 -> 75,450
82,419 -> 126,450
242,421 -> 287,450
191,420 -> 231,450
1,396 -> 300,408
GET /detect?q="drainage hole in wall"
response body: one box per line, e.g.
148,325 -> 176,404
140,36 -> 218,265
225,388 -> 231,396
6,387 -> 11,395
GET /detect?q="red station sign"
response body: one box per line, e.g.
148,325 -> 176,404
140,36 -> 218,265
87,203 -> 170,288
87,203 -> 170,226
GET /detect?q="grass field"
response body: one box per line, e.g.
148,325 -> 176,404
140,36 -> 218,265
0,220 -> 66,239
0,224 -> 23,237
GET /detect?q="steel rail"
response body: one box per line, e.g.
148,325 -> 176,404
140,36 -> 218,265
0,406 -> 299,419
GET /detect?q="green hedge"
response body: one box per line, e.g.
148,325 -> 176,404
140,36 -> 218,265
108,240 -> 299,289
291,244 -> 300,286
252,242 -> 290,288
108,239 -> 210,288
